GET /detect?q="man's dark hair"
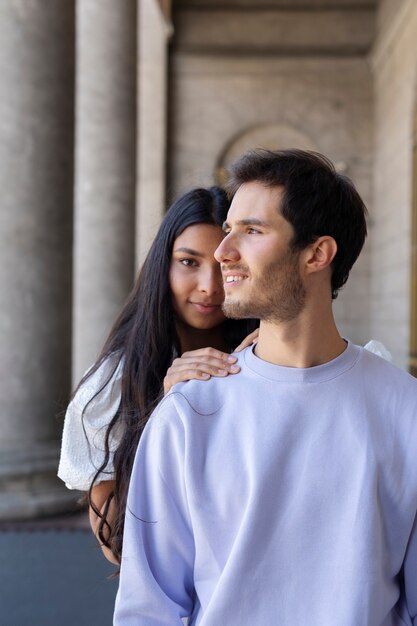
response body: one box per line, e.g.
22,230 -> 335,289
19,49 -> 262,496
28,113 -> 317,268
226,148 -> 368,299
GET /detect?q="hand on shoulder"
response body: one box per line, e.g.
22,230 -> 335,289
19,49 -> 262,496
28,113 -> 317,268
163,329 -> 260,395
163,347 -> 240,395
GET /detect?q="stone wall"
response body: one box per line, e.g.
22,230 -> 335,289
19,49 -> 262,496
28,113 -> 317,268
370,0 -> 417,368
0,1 -> 77,518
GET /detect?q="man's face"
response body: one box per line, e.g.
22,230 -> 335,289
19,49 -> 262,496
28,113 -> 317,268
214,182 -> 306,322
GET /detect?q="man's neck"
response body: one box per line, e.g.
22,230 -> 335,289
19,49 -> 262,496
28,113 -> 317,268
254,309 -> 347,369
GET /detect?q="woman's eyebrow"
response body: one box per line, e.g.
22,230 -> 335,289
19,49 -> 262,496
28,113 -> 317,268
173,246 -> 202,257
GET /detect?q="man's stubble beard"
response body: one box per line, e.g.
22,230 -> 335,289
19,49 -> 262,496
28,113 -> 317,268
222,249 -> 306,323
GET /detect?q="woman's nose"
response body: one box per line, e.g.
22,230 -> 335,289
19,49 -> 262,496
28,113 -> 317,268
198,267 -> 223,295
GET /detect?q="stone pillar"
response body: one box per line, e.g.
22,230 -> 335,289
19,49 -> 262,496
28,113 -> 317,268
73,0 -> 136,382
0,2 -> 75,518
136,0 -> 172,267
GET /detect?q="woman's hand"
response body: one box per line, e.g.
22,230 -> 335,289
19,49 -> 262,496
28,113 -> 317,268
163,347 -> 240,395
234,328 -> 259,352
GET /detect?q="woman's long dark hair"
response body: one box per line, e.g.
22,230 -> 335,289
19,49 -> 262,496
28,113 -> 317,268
78,187 -> 258,563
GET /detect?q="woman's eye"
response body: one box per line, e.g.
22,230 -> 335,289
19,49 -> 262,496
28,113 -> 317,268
180,258 -> 198,267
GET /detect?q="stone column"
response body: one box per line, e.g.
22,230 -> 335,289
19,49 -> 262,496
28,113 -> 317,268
0,2 -> 75,518
136,0 -> 172,267
73,0 -> 136,382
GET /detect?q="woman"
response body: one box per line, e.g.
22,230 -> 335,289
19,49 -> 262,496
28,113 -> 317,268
58,187 -> 258,564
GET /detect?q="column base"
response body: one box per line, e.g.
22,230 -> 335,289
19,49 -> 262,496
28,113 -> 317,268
0,441 -> 81,520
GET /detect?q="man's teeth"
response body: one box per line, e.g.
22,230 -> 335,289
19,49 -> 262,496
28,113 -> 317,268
226,276 -> 244,283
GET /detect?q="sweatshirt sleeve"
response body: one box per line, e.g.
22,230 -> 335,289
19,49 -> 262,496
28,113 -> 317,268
114,395 -> 195,625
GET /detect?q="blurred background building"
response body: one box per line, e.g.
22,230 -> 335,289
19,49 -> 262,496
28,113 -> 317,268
1,0 -> 417,622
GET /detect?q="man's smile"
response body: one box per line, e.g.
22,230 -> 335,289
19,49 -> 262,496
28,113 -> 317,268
222,268 -> 250,287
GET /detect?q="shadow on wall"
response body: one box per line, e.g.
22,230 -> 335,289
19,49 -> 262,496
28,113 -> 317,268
0,527 -> 117,626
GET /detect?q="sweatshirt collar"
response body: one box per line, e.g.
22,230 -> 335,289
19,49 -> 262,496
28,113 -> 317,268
243,340 -> 361,383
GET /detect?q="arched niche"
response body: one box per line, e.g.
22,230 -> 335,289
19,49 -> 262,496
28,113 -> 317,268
215,123 -> 319,186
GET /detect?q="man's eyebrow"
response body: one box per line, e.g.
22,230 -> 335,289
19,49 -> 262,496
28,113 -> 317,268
223,218 -> 270,231
173,246 -> 203,257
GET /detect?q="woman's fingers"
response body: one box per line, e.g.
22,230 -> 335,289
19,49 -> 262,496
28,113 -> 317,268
171,350 -> 238,373
180,347 -> 233,359
163,350 -> 241,395
163,368 -> 220,395
234,328 -> 259,352
169,359 -> 239,377
166,358 -> 240,381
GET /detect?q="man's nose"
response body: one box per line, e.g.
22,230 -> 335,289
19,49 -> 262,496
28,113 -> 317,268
214,235 -> 240,264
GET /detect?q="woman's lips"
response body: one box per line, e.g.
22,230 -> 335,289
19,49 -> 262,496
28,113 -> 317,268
190,302 -> 222,314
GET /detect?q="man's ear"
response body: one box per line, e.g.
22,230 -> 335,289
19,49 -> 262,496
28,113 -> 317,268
303,236 -> 337,275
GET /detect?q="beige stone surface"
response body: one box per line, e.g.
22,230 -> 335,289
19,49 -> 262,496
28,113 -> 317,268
376,0 -> 408,37
72,0 -> 136,382
370,0 -> 417,368
174,8 -> 375,55
136,0 -> 172,267
176,0 -> 377,8
0,0 -> 76,517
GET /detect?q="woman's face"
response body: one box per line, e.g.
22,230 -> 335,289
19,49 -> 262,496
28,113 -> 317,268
169,223 -> 226,331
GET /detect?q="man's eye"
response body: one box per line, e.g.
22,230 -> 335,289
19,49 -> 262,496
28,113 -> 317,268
247,228 -> 261,234
180,258 -> 198,267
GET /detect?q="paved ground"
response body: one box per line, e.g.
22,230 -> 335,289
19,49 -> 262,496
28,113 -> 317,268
1,511 -> 118,626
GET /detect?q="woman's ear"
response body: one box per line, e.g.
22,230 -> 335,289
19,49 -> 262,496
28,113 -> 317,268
303,236 -> 338,275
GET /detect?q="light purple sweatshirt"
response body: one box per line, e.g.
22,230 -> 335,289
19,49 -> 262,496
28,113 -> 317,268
114,342 -> 417,625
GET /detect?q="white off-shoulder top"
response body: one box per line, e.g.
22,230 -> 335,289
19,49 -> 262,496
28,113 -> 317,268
58,354 -> 124,491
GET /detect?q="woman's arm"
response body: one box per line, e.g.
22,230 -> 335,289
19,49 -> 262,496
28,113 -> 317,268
89,480 -> 119,564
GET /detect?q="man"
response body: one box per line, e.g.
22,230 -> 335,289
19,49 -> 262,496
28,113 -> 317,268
114,150 -> 417,625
